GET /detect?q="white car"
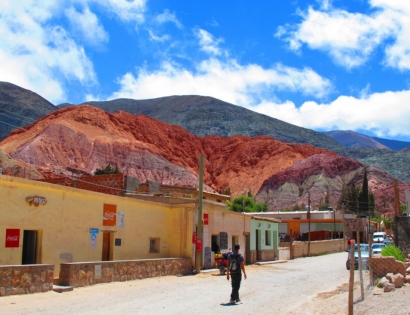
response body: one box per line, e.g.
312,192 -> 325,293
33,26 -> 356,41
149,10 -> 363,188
372,243 -> 385,255
373,232 -> 386,243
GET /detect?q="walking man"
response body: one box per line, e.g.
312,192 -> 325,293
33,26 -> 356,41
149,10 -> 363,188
226,243 -> 247,304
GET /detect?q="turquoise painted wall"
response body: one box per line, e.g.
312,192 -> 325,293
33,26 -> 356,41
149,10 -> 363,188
250,220 -> 278,251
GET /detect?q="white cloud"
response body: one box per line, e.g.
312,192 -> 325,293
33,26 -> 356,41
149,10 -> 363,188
147,29 -> 170,42
65,6 -> 109,46
0,0 -> 147,103
252,90 -> 410,139
96,0 -> 147,24
155,9 -> 182,28
195,29 -> 224,56
277,1 -> 410,70
0,1 -> 96,103
109,58 -> 332,106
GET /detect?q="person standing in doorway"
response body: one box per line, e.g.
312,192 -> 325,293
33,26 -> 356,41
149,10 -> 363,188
226,243 -> 247,304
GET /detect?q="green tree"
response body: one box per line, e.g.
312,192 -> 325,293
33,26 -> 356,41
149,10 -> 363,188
400,204 -> 407,215
228,195 -> 268,213
95,163 -> 120,175
358,169 -> 370,217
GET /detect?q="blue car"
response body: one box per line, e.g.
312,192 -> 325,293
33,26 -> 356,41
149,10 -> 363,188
346,244 -> 369,270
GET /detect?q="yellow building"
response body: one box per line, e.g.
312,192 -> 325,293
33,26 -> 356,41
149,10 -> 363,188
0,175 -> 196,276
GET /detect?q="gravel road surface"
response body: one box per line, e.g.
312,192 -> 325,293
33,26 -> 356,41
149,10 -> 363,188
0,252 -> 373,315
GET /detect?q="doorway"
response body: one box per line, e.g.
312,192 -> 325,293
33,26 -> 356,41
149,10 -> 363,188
256,229 -> 261,261
245,234 -> 251,264
102,231 -> 113,261
22,230 -> 39,264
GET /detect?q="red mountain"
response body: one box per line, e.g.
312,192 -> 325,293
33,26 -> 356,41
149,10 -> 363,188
0,105 -> 334,196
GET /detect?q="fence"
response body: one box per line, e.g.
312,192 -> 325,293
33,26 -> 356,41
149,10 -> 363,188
395,217 -> 410,256
348,237 -> 410,314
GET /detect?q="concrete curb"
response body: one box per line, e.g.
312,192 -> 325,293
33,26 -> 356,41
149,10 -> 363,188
53,285 -> 74,293
254,260 -> 288,265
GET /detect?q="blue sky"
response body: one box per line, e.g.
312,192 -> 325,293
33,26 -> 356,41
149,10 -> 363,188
1,0 -> 410,141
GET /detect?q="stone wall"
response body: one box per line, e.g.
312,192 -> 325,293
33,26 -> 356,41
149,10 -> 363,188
0,264 -> 54,296
259,250 -> 275,261
37,174 -> 138,196
370,256 -> 406,278
292,239 -> 345,258
59,258 -> 192,288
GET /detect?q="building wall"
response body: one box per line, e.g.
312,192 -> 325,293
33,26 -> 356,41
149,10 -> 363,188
38,174 -> 127,196
0,175 -> 195,276
250,220 -> 279,262
292,239 -> 345,258
202,206 -> 250,267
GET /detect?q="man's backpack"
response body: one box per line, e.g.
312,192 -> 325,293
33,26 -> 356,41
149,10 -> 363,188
229,254 -> 241,273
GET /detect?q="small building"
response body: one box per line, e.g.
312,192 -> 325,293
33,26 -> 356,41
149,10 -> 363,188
0,175 -> 196,277
249,216 -> 281,262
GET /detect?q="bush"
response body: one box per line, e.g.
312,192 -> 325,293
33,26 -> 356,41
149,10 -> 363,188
381,244 -> 405,262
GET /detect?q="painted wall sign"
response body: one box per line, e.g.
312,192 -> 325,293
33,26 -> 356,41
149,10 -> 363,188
115,238 -> 121,246
117,211 -> 124,228
90,233 -> 97,249
192,231 -> 197,244
95,265 -> 102,279
103,204 -> 117,226
5,229 -> 20,248
89,228 -> 99,234
203,213 -> 208,225
26,196 -> 47,207
196,239 -> 202,252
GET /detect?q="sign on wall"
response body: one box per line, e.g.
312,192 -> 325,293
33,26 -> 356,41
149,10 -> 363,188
5,229 -> 20,248
117,211 -> 125,228
203,213 -> 208,225
103,204 -> 117,226
192,231 -> 197,244
219,232 -> 228,249
89,228 -> 99,249
26,196 -> 47,207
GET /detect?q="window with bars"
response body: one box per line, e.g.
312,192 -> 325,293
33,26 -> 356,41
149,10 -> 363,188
149,238 -> 160,253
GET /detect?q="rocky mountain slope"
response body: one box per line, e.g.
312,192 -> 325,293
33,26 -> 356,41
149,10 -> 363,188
63,95 -> 343,151
65,96 -> 409,184
1,105 -> 407,215
323,130 -> 389,149
255,154 -> 410,215
0,105 -> 334,197
0,82 -> 56,140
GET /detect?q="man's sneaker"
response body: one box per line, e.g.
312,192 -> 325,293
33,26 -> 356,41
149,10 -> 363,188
230,299 -> 235,304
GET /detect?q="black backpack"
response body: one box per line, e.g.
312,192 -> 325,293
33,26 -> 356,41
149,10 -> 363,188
229,254 -> 241,273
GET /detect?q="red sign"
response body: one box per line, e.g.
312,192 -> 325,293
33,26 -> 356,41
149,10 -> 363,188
196,239 -> 202,252
203,213 -> 208,225
192,232 -> 197,244
103,204 -> 117,226
5,229 -> 20,248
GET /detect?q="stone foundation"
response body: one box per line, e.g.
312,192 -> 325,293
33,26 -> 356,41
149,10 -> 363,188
370,256 -> 406,278
59,258 -> 192,288
259,250 -> 275,261
0,264 -> 54,297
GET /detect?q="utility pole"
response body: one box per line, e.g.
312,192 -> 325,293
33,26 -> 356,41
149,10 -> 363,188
308,191 -> 311,256
333,209 -> 336,239
195,154 -> 204,274
342,203 -> 346,250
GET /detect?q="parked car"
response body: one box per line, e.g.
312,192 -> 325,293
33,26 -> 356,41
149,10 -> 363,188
372,243 -> 385,255
346,244 -> 369,270
383,236 -> 393,245
373,232 -> 386,243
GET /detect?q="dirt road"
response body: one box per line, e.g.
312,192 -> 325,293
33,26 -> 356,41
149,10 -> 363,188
0,252 -> 363,314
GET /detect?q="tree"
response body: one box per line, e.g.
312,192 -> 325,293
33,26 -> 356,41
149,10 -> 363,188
358,168 -> 369,218
95,163 -> 120,175
228,195 -> 268,213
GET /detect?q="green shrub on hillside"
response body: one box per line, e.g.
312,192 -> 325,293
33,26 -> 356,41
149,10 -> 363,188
381,244 -> 405,262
